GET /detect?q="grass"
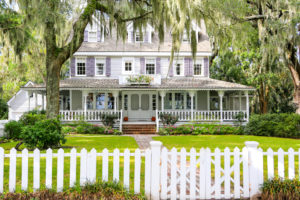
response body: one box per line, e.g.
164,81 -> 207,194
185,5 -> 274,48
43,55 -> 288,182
153,135 -> 300,151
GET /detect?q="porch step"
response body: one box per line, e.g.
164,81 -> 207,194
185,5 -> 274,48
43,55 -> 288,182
122,124 -> 156,134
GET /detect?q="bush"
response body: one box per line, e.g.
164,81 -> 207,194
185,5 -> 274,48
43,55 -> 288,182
245,114 -> 300,138
2,181 -> 145,200
0,98 -> 8,120
19,111 -> 46,126
4,120 -> 23,139
21,119 -> 66,149
101,113 -> 119,127
159,113 -> 179,127
62,126 -> 74,134
260,178 -> 300,200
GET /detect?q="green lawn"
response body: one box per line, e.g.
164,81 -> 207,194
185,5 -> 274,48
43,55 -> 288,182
153,135 -> 300,151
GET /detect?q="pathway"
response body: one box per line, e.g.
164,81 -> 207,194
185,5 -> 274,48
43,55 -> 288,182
129,134 -> 156,149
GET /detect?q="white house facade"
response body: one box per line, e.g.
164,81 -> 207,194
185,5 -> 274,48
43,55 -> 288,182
17,21 -> 254,133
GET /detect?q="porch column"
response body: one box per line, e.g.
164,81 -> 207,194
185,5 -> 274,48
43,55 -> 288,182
189,91 -> 195,121
239,91 -> 242,110
112,91 -> 119,112
207,90 -> 210,110
159,91 -> 166,112
35,92 -> 38,109
82,91 -> 88,120
218,91 -> 224,122
27,91 -> 32,111
245,91 -> 249,122
69,90 -> 72,110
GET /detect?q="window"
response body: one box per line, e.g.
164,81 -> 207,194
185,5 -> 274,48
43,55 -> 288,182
125,62 -> 132,71
76,58 -> 86,76
107,93 -> 114,109
86,93 -> 94,110
135,32 -> 143,42
175,93 -> 184,109
146,59 -> 155,75
187,94 -> 196,109
96,93 -> 105,110
194,60 -> 203,76
95,59 -> 105,76
124,95 -> 128,110
123,58 -> 134,74
174,59 -> 184,76
152,94 -> 156,110
176,64 -> 181,75
164,93 -> 172,109
182,31 -> 189,42
88,31 -> 97,42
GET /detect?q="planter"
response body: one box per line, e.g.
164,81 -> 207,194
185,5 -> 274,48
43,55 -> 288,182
151,117 -> 156,122
124,116 -> 128,121
128,82 -> 150,86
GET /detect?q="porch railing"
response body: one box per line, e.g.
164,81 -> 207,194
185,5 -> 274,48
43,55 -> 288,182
157,110 -> 248,122
59,110 -> 123,122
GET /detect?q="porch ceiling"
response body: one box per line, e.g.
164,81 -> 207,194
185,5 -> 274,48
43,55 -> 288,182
22,77 -> 255,91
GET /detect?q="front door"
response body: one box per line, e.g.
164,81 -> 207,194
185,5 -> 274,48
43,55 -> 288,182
123,91 -> 157,121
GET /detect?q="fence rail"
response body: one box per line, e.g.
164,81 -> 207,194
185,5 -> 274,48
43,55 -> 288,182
0,141 -> 299,200
157,110 -> 247,122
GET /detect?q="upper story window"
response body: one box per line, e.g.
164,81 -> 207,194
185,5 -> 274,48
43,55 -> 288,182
76,58 -> 86,76
182,31 -> 190,42
194,59 -> 204,76
135,32 -> 143,42
174,59 -> 184,76
88,31 -> 97,42
146,59 -> 155,75
95,58 -> 105,76
123,58 -> 134,74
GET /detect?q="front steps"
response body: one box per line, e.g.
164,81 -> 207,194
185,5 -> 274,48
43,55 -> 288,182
122,124 -> 156,134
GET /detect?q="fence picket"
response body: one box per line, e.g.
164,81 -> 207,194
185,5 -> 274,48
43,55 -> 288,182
57,149 -> 64,192
46,148 -> 52,189
278,148 -> 284,179
21,149 -> 28,191
258,148 -> 264,184
113,149 -> 120,182
70,148 -> 76,187
134,149 -> 141,194
199,148 -> 206,199
87,149 -> 97,183
80,148 -> 87,186
189,148 -> 196,200
288,148 -> 295,179
205,148 -> 211,199
170,148 -> 177,200
267,148 -> 274,179
0,148 -> 3,193
234,147 -> 240,199
9,148 -> 16,192
160,147 -> 168,200
102,148 -> 108,182
33,149 -> 40,191
144,149 -> 151,199
214,148 -> 221,199
242,147 -> 249,198
123,149 -> 130,190
224,147 -> 230,199
180,148 -> 187,199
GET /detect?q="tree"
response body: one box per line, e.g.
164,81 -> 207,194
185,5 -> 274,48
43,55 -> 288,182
196,0 -> 300,113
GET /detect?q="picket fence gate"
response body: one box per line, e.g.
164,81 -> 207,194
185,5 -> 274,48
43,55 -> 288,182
0,141 -> 299,200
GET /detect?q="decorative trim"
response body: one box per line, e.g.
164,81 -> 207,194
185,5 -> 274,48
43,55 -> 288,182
74,51 -> 212,57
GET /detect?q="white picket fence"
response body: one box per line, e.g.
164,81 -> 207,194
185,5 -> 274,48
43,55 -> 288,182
0,141 -> 299,200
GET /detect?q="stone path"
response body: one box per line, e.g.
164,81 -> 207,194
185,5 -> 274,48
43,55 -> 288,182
129,134 -> 156,149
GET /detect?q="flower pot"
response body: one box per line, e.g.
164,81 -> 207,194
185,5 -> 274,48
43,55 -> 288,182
124,116 -> 128,121
151,117 -> 156,121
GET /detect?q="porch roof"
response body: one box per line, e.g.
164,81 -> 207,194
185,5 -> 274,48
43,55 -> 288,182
22,77 -> 255,91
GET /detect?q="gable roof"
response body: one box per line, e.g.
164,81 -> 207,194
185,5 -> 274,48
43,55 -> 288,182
7,81 -> 35,106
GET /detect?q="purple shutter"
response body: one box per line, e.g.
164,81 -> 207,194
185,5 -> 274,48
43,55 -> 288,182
189,58 -> 193,76
169,58 -> 173,77
204,57 -> 209,77
184,57 -> 189,76
97,28 -> 101,42
70,57 -> 75,77
144,31 -> 149,43
86,57 -> 95,77
106,57 -> 111,76
156,58 -> 161,74
140,58 -> 145,74
84,30 -> 88,42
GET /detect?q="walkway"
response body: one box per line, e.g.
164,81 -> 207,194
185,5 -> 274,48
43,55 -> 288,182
129,134 -> 156,149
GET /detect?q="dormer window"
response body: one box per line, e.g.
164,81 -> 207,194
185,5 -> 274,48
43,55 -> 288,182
146,59 -> 155,74
194,59 -> 204,76
182,31 -> 189,42
95,58 -> 105,76
76,58 -> 86,76
88,31 -> 97,42
135,32 -> 143,43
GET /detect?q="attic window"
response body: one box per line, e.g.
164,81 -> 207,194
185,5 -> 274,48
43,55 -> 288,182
88,31 -> 97,42
182,31 -> 189,42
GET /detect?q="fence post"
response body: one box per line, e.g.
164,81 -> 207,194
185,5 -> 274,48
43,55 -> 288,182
150,141 -> 162,200
245,141 -> 262,198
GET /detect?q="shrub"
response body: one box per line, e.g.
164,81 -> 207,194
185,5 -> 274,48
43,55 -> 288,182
260,178 -> 300,200
0,98 -> 8,120
159,113 -> 179,127
21,119 -> 66,149
245,114 -> 300,138
19,112 -> 46,126
4,120 -> 23,139
62,126 -> 74,134
101,113 -> 119,127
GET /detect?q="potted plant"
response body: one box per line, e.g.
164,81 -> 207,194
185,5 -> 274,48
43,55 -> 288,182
124,116 -> 128,121
151,116 -> 156,121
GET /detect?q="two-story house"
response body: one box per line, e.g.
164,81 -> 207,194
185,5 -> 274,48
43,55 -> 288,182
10,19 -> 254,133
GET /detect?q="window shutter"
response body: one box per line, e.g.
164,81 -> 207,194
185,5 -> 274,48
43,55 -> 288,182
144,31 -> 149,43
70,57 -> 75,77
204,57 -> 209,77
106,57 -> 111,76
84,30 -> 88,42
86,57 -> 95,77
97,29 -> 101,42
140,57 -> 145,74
184,57 -> 189,76
156,58 -> 161,74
